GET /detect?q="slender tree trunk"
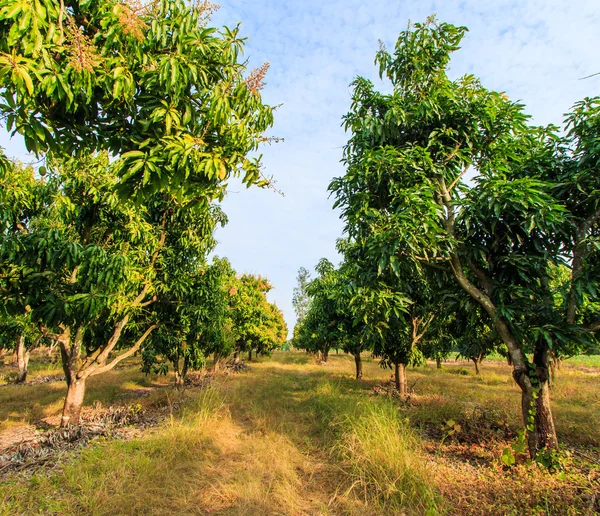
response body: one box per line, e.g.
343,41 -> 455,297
395,362 -> 408,396
472,354 -> 483,375
321,349 -> 328,363
248,349 -> 252,362
16,336 -> 29,383
233,343 -> 241,363
46,340 -> 57,359
436,356 -> 442,369
354,352 -> 363,379
173,356 -> 186,386
61,378 -> 86,427
181,357 -> 189,383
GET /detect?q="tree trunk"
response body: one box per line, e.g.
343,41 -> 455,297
395,362 -> 408,396
212,353 -> 221,373
16,335 -> 29,383
233,343 -> 241,363
472,354 -> 483,375
436,356 -> 442,369
60,378 -> 86,427
321,349 -> 328,363
441,183 -> 558,457
248,349 -> 252,362
522,344 -> 558,455
181,357 -> 189,381
354,352 -> 363,379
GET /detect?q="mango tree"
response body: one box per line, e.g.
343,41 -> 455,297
227,274 -> 287,362
142,257 -> 232,385
0,154 -> 228,425
330,18 -> 599,456
0,0 -> 276,200
0,313 -> 46,382
0,161 -> 49,382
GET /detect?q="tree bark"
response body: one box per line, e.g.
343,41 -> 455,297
436,356 -> 442,369
233,343 -> 241,363
354,352 -> 363,379
46,340 -> 57,359
448,249 -> 558,456
395,362 -> 408,396
61,378 -> 86,427
248,349 -> 252,362
181,357 -> 189,382
523,344 -> 558,454
16,335 -> 29,383
321,349 -> 328,363
212,352 -> 221,373
472,353 -> 483,375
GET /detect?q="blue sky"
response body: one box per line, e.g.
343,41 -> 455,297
2,0 -> 599,337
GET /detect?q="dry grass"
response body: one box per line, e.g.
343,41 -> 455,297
0,351 -> 598,515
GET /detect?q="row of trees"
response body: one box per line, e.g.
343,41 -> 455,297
0,0 -> 286,426
0,156 -> 286,424
294,18 -> 600,459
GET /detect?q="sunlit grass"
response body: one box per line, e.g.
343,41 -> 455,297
0,350 -> 598,515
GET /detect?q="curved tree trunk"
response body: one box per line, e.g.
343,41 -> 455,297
61,378 -> 86,427
354,352 -> 363,379
439,178 -> 558,457
16,335 -> 29,383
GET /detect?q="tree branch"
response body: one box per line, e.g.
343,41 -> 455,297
566,207 -> 600,324
89,324 -> 158,377
447,164 -> 470,193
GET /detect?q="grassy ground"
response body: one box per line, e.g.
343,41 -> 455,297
0,351 -> 598,515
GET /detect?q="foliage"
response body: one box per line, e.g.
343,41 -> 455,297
292,266 -> 311,324
227,273 -> 287,358
328,16 -> 600,455
142,257 -> 233,382
0,0 -> 276,200
0,153 -> 227,422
